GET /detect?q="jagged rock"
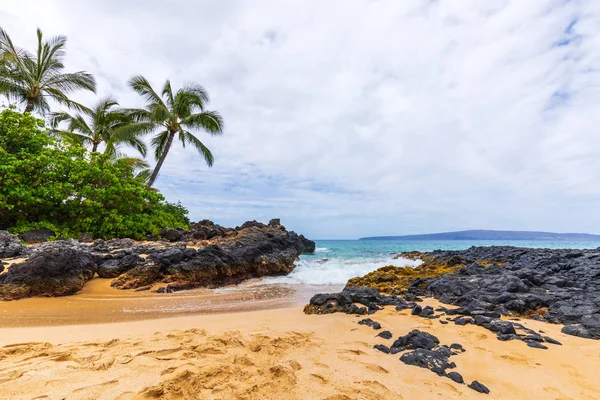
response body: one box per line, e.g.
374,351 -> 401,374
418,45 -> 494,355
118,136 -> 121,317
468,381 -> 490,394
18,228 -> 55,243
0,231 -> 27,258
358,318 -> 381,330
339,246 -> 600,339
377,331 -> 393,340
391,330 -> 439,353
399,349 -> 456,376
97,254 -> 144,278
0,241 -> 100,300
304,286 -> 410,315
111,263 -> 161,290
526,340 -> 548,349
116,223 -> 314,290
561,324 -> 591,339
160,228 -> 184,242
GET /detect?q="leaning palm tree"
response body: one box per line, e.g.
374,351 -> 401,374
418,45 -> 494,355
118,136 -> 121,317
0,27 -> 96,114
126,76 -> 223,188
50,96 -> 147,156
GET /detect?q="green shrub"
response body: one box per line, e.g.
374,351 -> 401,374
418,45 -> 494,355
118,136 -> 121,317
0,109 -> 189,239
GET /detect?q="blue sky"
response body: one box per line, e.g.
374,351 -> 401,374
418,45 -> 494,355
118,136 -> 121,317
2,1 -> 600,239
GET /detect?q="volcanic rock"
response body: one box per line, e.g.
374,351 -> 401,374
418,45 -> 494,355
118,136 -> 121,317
0,231 -> 27,258
0,241 -> 100,300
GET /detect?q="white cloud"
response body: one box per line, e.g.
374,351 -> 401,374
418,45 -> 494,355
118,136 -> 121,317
2,0 -> 600,238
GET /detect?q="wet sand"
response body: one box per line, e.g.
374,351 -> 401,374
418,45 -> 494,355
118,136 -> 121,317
0,299 -> 599,399
0,276 -> 341,327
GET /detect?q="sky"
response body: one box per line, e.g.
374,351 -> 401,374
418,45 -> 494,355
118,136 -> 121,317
2,0 -> 600,239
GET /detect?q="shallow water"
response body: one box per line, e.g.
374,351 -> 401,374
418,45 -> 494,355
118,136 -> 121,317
1,239 -> 598,327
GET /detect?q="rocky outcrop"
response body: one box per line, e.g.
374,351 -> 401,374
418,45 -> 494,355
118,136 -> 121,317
304,286 -> 413,315
0,231 -> 27,258
309,246 -> 600,339
112,223 -> 314,290
0,241 -> 101,300
0,219 -> 315,300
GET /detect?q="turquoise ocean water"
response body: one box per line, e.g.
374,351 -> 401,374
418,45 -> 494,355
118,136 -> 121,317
260,239 -> 600,286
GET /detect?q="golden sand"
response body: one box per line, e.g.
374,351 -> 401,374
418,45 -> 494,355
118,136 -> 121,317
0,298 -> 598,399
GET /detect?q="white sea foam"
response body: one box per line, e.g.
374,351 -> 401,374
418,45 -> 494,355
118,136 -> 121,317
260,256 -> 422,285
314,247 -> 330,253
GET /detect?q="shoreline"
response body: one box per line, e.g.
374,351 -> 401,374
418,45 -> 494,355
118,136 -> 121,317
0,277 -> 341,327
1,301 -> 599,399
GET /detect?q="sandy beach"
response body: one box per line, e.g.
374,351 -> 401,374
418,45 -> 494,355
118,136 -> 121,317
0,298 -> 599,400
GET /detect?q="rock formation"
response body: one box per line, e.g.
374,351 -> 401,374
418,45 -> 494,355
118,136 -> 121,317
0,220 -> 315,301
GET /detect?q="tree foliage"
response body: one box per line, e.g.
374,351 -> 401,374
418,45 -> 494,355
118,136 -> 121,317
0,108 -> 188,239
126,76 -> 224,188
0,27 -> 96,114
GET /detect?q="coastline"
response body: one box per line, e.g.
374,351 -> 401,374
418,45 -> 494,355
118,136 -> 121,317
0,277 -> 341,327
1,301 -> 599,399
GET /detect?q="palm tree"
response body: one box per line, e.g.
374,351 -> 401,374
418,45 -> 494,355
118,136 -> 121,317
127,76 -> 223,188
50,96 -> 147,156
0,27 -> 96,114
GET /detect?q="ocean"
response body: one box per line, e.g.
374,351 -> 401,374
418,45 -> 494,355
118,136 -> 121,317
259,239 -> 600,286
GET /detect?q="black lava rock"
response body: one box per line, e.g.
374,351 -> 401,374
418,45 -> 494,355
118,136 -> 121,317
468,380 -> 490,394
391,330 -> 439,353
526,340 -> 548,349
447,371 -> 464,384
376,330 -> 393,340
400,349 -> 456,375
358,318 -> 382,330
373,344 -> 390,354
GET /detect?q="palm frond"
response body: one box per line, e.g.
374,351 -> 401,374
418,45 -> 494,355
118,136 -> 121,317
162,79 -> 174,108
181,111 -> 224,135
44,71 -> 96,93
128,75 -> 165,107
181,130 -> 214,166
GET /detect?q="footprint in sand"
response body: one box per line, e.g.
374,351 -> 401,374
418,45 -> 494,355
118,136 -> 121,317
310,373 -> 329,384
363,363 -> 389,374
337,349 -> 367,356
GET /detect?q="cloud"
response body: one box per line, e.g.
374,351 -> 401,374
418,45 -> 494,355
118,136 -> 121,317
2,0 -> 600,238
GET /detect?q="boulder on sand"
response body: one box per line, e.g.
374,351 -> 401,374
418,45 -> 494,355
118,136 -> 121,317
0,241 -> 101,300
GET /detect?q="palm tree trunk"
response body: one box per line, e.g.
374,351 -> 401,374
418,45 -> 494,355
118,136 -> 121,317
91,142 -> 99,152
147,131 -> 176,189
24,100 -> 34,113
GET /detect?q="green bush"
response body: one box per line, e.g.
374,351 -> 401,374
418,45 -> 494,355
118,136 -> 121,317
0,109 -> 189,239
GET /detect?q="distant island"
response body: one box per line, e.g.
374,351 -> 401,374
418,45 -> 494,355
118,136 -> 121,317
359,230 -> 600,241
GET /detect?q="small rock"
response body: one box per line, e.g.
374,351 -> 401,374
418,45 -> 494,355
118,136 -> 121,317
411,304 -> 423,315
454,316 -> 475,326
543,336 -> 562,345
449,343 -> 463,351
468,380 -> 490,394
358,318 -> 382,330
439,320 -> 448,325
373,344 -> 390,354
447,371 -> 464,384
376,330 -> 393,340
526,340 -> 548,349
